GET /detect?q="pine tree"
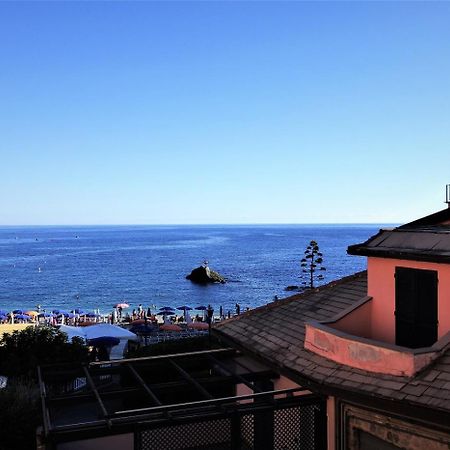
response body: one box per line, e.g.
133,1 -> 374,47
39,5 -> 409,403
300,240 -> 326,289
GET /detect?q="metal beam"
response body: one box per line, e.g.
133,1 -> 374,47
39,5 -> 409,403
82,366 -> 112,428
207,354 -> 262,393
37,366 -> 51,436
89,347 -> 235,367
126,363 -> 162,406
113,386 -> 310,417
167,358 -> 214,400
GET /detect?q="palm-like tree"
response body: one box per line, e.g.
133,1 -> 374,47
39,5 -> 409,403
300,240 -> 326,288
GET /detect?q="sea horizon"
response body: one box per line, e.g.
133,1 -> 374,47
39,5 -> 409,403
0,222 -> 397,228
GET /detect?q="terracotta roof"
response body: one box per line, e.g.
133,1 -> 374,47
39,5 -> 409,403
214,272 -> 450,414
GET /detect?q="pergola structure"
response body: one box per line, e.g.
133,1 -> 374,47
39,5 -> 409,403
38,348 -> 327,449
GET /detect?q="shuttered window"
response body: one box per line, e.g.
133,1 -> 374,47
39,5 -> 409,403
395,267 -> 438,348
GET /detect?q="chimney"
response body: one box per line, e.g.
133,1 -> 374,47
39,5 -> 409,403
447,184 -> 450,208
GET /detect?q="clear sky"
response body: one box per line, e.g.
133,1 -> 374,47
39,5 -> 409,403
1,1 -> 449,225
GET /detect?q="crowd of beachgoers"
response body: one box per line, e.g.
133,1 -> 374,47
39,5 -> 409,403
0,302 -> 245,331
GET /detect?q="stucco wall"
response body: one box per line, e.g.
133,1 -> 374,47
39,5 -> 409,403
328,299 -> 372,339
367,257 -> 450,344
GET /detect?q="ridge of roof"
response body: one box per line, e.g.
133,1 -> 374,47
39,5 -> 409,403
399,207 -> 450,229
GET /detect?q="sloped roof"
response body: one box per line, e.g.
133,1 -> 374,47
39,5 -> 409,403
213,272 -> 450,415
347,207 -> 450,263
347,228 -> 450,263
399,206 -> 450,229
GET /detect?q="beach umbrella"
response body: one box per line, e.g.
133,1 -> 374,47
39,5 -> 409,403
0,310 -> 8,316
160,323 -> 182,332
25,311 -> 39,317
194,305 -> 208,320
61,312 -> 76,319
177,306 -> 192,311
0,314 -> 7,321
187,322 -> 209,330
156,311 -> 174,316
130,324 -> 155,335
14,314 -> 31,321
114,302 -> 129,308
159,306 -> 175,311
87,336 -> 120,347
74,308 -> 85,315
13,309 -> 24,314
83,312 -> 100,318
38,312 -> 53,318
131,319 -> 149,325
53,309 -> 69,315
78,321 -> 97,327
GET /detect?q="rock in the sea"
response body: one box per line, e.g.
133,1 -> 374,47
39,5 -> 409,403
284,285 -> 299,291
186,266 -> 226,284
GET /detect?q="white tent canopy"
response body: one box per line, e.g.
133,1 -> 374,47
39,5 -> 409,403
59,324 -> 139,342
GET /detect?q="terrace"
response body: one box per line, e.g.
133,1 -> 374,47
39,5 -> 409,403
39,348 -> 327,450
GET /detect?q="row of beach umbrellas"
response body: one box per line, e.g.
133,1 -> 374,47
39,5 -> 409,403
0,309 -> 101,322
128,305 -> 211,334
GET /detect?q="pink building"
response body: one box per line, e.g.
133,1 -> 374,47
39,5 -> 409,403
215,197 -> 450,449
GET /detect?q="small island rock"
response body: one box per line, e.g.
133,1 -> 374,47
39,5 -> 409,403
186,266 -> 226,284
284,285 -> 299,291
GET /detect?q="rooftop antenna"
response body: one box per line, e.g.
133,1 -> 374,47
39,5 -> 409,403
446,184 -> 450,208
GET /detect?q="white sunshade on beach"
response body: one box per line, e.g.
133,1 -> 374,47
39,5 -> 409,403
59,325 -> 86,341
59,324 -> 139,342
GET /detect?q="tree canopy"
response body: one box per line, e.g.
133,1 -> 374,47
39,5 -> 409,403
0,326 -> 89,380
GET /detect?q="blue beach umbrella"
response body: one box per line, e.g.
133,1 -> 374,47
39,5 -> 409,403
74,308 -> 85,315
13,309 -> 24,314
177,306 -> 192,311
130,324 -> 155,335
0,310 -> 8,316
53,309 -> 69,316
159,306 -> 175,311
0,314 -> 7,321
14,314 -> 31,321
62,312 -> 76,319
195,306 -> 207,311
39,312 -> 53,318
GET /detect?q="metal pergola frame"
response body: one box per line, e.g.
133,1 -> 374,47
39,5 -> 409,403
39,347 -> 320,445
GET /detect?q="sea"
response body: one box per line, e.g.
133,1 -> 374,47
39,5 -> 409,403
0,225 -> 386,316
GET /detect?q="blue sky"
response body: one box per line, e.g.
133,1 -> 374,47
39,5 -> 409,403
1,1 -> 449,225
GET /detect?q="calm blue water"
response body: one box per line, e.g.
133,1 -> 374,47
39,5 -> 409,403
0,225 -> 382,315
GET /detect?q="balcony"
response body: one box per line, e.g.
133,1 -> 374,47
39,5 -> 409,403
304,296 -> 450,377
